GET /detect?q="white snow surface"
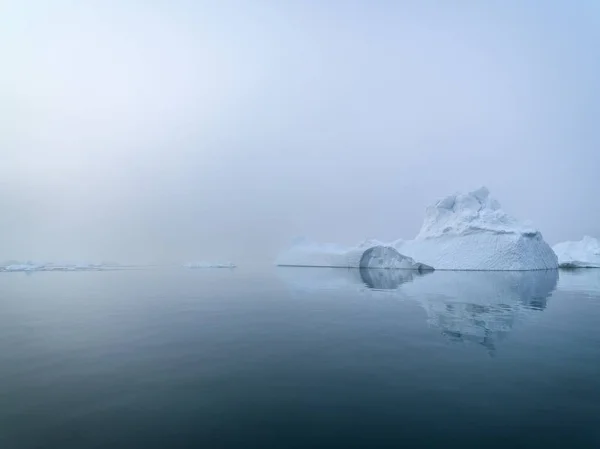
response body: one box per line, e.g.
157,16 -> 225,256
184,262 -> 236,269
552,236 -> 600,268
276,238 -> 430,270
393,187 -> 558,270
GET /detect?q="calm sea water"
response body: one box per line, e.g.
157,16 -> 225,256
1,268 -> 599,448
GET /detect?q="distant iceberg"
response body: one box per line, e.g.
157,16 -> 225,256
276,238 -> 433,271
553,236 -> 600,268
1,261 -> 125,272
184,262 -> 237,269
3,262 -> 43,272
393,187 -> 558,270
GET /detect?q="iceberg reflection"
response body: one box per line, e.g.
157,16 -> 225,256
557,269 -> 600,296
277,267 -> 431,293
401,270 -> 558,353
278,267 -> 558,353
359,267 -> 432,290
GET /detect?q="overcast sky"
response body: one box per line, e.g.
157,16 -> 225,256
1,0 -> 599,264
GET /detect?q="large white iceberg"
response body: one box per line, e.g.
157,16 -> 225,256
394,187 -> 558,271
552,236 -> 600,268
276,238 -> 433,270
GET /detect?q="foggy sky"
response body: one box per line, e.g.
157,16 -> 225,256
2,0 -> 599,265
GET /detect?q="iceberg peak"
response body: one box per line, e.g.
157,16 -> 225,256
417,187 -> 536,241
396,187 -> 558,270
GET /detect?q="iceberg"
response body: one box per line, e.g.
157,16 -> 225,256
184,262 -> 237,269
1,261 -> 126,272
552,236 -> 600,268
276,238 -> 433,271
394,187 -> 558,271
3,262 -> 43,272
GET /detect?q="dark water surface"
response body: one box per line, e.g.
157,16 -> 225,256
1,268 -> 599,448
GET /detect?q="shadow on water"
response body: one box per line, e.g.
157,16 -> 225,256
358,267 -> 432,290
557,268 -> 600,295
278,267 -> 559,354
276,267 -> 431,293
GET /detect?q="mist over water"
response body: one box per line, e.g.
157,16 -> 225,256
2,2 -> 600,447
2,1 -> 600,265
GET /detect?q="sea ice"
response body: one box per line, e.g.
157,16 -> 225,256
393,187 -> 558,270
276,238 -> 433,270
1,261 -> 123,272
3,262 -> 43,272
552,236 -> 600,268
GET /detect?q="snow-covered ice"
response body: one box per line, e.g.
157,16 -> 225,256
184,262 -> 237,269
553,236 -> 600,268
394,187 -> 558,271
276,238 -> 433,270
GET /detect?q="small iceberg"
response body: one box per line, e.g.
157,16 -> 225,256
3,262 -> 43,272
1,261 -> 125,272
276,238 -> 433,271
553,236 -> 600,268
393,187 -> 558,270
184,262 -> 237,269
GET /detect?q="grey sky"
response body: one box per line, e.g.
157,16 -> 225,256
1,0 -> 599,264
